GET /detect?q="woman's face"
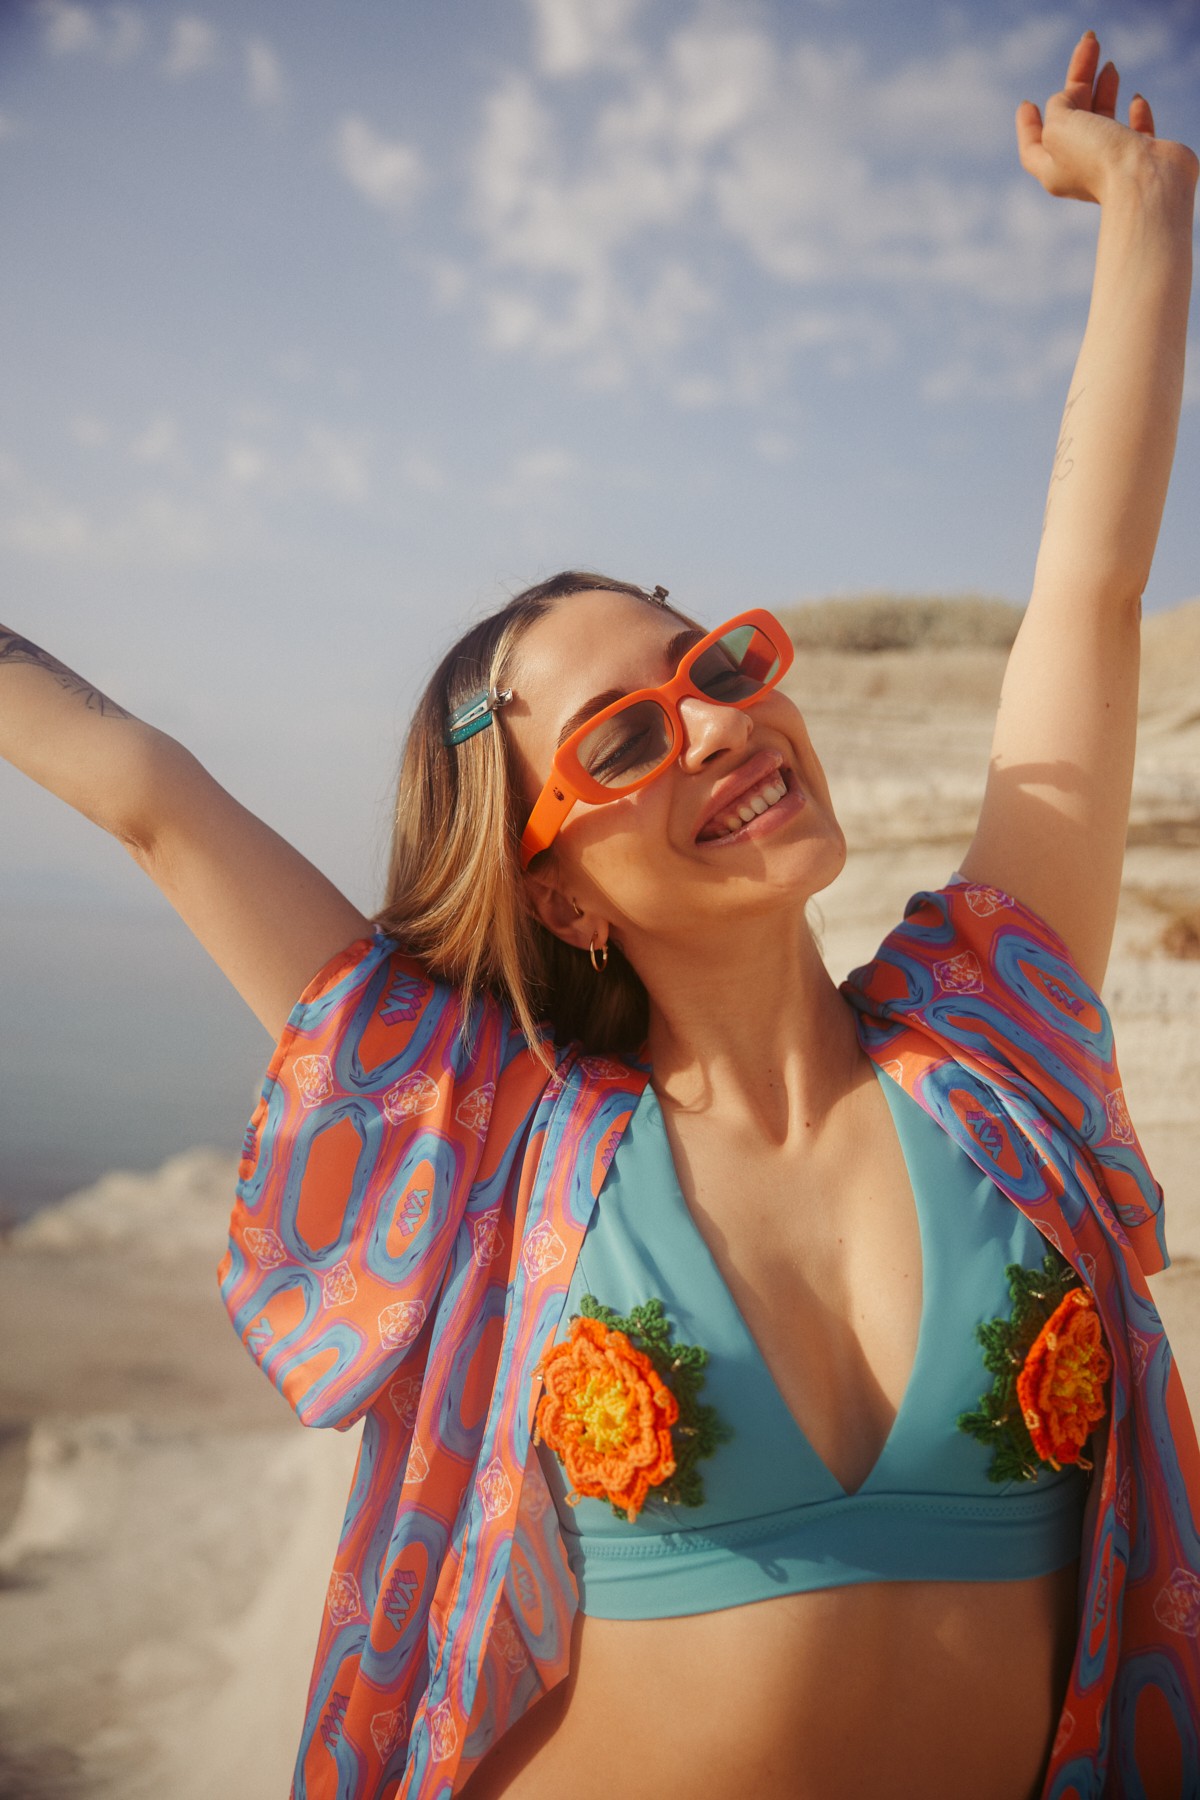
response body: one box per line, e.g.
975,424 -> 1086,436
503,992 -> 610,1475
507,589 -> 846,952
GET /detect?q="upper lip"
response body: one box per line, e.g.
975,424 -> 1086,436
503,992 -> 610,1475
694,749 -> 786,840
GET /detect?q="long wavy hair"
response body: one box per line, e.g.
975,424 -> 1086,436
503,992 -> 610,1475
375,571 -> 690,1060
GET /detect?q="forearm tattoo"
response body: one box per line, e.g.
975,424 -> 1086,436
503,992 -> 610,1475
0,628 -> 132,720
1041,386 -> 1083,539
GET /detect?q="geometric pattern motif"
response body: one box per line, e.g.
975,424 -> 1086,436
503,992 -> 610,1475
220,888 -> 1199,1799
1153,1568 -> 1200,1638
321,1259 -> 358,1307
521,1220 -> 566,1281
326,1569 -> 364,1627
471,1213 -> 505,1268
476,1456 -> 514,1521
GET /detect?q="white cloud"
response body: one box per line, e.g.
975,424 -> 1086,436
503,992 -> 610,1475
220,423 -> 371,506
992,15 -> 1075,78
0,461 -> 213,564
37,0 -> 100,55
0,109 -> 19,141
468,72 -> 716,383
1103,20 -> 1173,74
489,446 -> 579,509
107,6 -> 144,64
753,429 -> 796,462
223,441 -> 269,486
419,255 -> 469,309
164,15 -> 217,80
399,451 -> 447,495
332,116 -> 424,216
298,426 -> 370,504
699,26 -> 1081,292
671,307 -> 897,409
130,415 -> 184,467
245,35 -> 285,108
461,6 -> 1109,403
271,349 -> 313,385
527,0 -> 644,78
36,0 -> 144,61
920,323 -> 1082,404
69,414 -> 111,448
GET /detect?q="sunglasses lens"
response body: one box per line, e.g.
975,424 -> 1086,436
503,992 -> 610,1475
577,698 -> 673,790
692,624 -> 782,702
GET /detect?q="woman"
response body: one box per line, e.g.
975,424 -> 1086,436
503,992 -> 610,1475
3,32 -> 1198,1800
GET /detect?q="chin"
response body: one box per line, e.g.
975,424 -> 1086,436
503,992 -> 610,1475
817,819 -> 849,889
773,809 -> 848,900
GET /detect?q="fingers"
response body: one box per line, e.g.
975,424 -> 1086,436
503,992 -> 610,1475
1093,59 -> 1119,120
1023,31 -> 1166,195
1015,99 -> 1060,189
1059,31 -> 1153,137
1015,99 -> 1048,176
1064,29 -> 1101,104
1130,92 -> 1156,138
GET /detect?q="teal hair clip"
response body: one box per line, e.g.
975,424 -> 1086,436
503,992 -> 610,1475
444,686 -> 513,746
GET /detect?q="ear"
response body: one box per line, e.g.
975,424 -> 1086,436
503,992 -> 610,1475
523,869 -> 601,954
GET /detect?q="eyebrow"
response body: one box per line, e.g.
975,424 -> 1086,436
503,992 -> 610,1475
554,627 -> 704,748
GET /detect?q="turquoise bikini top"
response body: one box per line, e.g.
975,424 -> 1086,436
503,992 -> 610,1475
534,1067 -> 1085,1620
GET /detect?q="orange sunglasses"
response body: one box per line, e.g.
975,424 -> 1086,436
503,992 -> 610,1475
519,608 -> 794,867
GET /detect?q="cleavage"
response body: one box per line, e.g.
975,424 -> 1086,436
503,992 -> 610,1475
657,1066 -> 926,1497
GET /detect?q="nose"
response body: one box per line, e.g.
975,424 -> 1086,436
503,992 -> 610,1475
677,694 -> 754,772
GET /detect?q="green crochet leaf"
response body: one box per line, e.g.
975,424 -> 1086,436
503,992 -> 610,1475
956,1251 -> 1084,1485
577,1293 -> 733,1516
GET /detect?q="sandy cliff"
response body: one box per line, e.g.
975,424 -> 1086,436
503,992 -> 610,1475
1,598 -> 1197,1798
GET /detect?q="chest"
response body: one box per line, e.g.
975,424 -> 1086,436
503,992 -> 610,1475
661,1073 -> 928,1494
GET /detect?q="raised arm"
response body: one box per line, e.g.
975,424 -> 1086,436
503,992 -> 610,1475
1,628 -> 370,1036
959,31 -> 1198,989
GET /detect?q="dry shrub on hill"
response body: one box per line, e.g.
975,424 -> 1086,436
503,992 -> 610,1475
779,593 -> 1023,653
1140,595 -> 1200,716
1161,908 -> 1200,961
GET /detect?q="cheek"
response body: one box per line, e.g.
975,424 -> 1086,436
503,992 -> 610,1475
780,705 -> 834,810
557,786 -> 675,895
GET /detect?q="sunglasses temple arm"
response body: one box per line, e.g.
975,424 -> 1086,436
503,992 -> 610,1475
520,783 -> 577,870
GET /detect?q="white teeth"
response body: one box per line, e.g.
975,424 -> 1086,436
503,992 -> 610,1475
704,771 -> 790,839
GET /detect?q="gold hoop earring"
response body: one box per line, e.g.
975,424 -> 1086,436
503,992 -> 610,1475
589,934 -> 609,974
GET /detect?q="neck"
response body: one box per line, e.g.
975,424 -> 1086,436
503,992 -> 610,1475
638,905 -> 866,1144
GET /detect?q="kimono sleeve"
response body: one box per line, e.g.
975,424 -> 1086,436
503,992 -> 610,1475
217,932 -> 506,1429
842,880 -> 1169,1277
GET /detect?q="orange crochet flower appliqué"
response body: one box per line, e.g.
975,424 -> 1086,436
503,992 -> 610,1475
958,1251 -> 1112,1484
534,1314 -> 678,1522
1017,1286 -> 1112,1470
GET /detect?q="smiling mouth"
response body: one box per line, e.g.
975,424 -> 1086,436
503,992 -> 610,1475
696,767 -> 794,843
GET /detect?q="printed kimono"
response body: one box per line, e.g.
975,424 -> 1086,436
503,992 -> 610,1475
219,882 -> 1200,1799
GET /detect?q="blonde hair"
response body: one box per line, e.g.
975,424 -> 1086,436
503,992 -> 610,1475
376,572 -> 685,1060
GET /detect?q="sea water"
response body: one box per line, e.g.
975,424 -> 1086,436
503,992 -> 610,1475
1,898 -> 272,1222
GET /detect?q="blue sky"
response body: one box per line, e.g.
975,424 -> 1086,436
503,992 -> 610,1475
2,0 -> 1199,1202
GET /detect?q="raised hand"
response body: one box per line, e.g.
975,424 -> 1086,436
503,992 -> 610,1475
1016,29 -> 1198,205
963,30 -> 1197,987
